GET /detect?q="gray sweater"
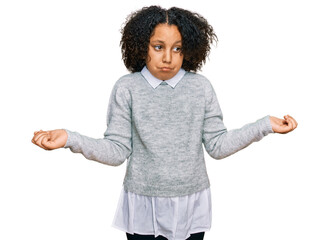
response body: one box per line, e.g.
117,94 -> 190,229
64,71 -> 273,197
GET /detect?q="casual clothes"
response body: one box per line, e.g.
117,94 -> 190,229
63,66 -> 273,239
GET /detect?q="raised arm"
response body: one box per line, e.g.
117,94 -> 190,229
32,81 -> 132,166
202,80 -> 297,160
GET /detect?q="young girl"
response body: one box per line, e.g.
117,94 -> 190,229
32,6 -> 297,240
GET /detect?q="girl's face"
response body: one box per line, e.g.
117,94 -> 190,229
146,24 -> 184,80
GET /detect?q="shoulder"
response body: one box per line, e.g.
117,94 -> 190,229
110,72 -> 144,96
113,72 -> 144,89
108,72 -> 143,105
184,71 -> 214,91
185,72 -> 218,106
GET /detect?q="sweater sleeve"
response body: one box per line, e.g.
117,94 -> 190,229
202,80 -> 274,160
63,82 -> 132,166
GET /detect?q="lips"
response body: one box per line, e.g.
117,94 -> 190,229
159,67 -> 173,72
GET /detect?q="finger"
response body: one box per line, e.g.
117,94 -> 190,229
277,116 -> 291,133
33,132 -> 48,143
32,137 -> 48,150
283,115 -> 289,123
285,115 -> 296,130
32,132 -> 50,150
284,115 -> 297,130
282,117 -> 289,127
289,117 -> 297,129
287,115 -> 298,129
34,130 -> 44,135
41,134 -> 59,150
286,118 -> 296,133
41,136 -> 53,150
32,132 -> 43,143
33,131 -> 46,141
35,133 -> 50,150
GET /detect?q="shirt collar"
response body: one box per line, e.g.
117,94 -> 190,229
141,66 -> 186,89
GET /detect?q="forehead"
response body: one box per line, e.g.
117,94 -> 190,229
150,24 -> 182,42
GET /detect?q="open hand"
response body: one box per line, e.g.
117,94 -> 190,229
270,115 -> 298,134
32,129 -> 68,150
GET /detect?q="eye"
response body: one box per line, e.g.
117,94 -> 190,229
154,45 -> 162,51
173,46 -> 182,52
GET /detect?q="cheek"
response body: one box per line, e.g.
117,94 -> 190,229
146,46 -> 154,63
176,54 -> 184,65
147,52 -> 162,65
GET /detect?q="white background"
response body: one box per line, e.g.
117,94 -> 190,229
1,0 -> 328,239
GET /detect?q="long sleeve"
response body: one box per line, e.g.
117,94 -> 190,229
202,80 -> 273,160
63,82 -> 132,166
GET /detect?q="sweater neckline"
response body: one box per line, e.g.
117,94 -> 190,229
141,66 -> 186,89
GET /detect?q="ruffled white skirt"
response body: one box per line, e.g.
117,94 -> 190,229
112,187 -> 212,240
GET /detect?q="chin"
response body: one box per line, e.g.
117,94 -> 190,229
158,73 -> 175,80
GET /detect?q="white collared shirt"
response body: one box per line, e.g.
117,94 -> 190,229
141,66 -> 186,89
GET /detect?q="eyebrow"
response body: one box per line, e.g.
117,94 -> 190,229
151,40 -> 182,44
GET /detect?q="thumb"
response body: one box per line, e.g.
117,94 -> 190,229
41,135 -> 57,150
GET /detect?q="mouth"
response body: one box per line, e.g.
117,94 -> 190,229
159,67 -> 173,72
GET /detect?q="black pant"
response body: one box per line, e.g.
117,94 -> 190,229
126,232 -> 205,240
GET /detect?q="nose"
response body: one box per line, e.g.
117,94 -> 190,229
162,49 -> 172,63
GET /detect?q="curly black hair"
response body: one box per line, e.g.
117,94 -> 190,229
120,6 -> 217,72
